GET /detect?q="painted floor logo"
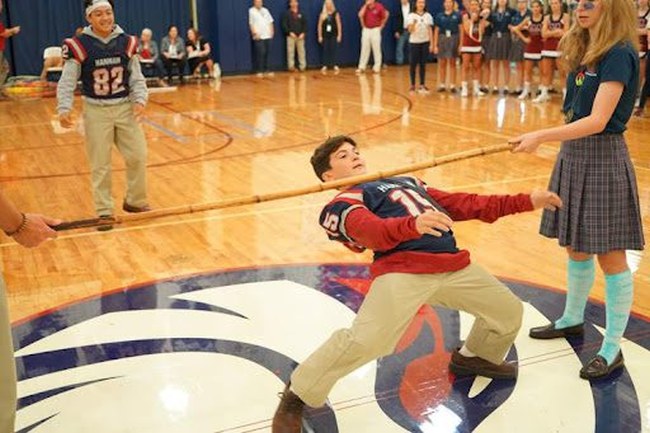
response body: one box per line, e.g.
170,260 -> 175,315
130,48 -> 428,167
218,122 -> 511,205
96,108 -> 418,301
11,264 -> 650,433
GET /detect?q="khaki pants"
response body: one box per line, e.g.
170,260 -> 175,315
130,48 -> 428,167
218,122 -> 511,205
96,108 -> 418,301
0,276 -> 16,433
83,102 -> 148,216
286,37 -> 306,71
291,263 -> 523,407
358,27 -> 382,73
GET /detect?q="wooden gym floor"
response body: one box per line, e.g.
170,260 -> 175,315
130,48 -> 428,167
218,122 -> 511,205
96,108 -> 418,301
1,65 -> 650,433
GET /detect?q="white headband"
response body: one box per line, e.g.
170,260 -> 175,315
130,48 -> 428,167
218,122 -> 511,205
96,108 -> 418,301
86,1 -> 112,16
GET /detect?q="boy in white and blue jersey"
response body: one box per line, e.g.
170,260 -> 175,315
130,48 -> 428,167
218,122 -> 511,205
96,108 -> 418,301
57,0 -> 150,225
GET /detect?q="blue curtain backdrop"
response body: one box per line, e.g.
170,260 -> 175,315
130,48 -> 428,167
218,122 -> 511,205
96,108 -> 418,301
4,0 -> 458,76
196,0 -> 451,75
5,0 -> 190,76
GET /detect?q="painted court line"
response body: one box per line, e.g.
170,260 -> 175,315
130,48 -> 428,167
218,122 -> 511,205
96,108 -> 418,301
141,118 -> 188,144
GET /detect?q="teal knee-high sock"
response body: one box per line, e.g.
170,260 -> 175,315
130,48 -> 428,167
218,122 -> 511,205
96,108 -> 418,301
598,270 -> 634,365
555,258 -> 595,329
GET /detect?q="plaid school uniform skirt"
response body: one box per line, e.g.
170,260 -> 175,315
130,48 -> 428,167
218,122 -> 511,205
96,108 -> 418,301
481,34 -> 492,60
486,31 -> 511,60
540,134 -> 645,254
509,36 -> 526,62
438,34 -> 460,59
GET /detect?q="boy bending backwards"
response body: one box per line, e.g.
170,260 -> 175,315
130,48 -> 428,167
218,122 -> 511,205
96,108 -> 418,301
272,136 -> 562,432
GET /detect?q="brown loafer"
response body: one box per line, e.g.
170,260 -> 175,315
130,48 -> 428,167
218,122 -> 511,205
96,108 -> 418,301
97,215 -> 115,232
449,350 -> 517,379
529,323 -> 584,340
580,352 -> 625,380
272,383 -> 305,433
122,201 -> 151,213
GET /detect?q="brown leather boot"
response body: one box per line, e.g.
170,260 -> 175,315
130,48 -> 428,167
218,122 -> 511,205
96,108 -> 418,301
271,384 -> 305,433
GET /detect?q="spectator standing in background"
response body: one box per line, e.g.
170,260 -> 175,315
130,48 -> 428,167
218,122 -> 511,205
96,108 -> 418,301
394,0 -> 413,66
249,0 -> 275,77
434,0 -> 462,92
318,0 -> 342,74
282,0 -> 307,72
356,0 -> 389,75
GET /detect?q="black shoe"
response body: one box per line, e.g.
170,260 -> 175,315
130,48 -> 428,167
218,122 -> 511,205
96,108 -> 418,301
122,201 -> 151,213
449,350 -> 517,379
529,322 -> 584,339
580,352 -> 624,380
272,383 -> 305,433
97,215 -> 115,232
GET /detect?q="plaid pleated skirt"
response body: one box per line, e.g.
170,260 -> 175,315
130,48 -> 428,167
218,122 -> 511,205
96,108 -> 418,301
540,134 -> 645,253
481,34 -> 492,60
509,37 -> 526,62
486,33 -> 511,60
438,34 -> 459,59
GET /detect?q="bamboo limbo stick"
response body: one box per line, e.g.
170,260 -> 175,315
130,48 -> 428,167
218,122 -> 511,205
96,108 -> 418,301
53,143 -> 514,232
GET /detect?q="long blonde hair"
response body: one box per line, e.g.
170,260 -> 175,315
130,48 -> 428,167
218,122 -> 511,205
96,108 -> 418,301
559,0 -> 639,71
320,0 -> 336,20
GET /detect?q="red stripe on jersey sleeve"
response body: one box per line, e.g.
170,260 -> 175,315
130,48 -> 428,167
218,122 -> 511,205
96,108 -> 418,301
64,38 -> 87,63
126,35 -> 138,58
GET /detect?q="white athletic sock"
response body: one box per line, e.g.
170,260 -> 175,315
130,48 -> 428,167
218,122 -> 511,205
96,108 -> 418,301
459,345 -> 477,358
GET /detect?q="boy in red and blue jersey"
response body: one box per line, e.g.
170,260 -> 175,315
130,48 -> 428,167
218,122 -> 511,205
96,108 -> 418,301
272,136 -> 562,433
57,0 -> 150,224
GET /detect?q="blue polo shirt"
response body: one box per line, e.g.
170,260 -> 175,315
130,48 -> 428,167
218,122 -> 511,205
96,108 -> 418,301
510,9 -> 530,27
563,43 -> 639,134
488,9 -> 514,34
435,11 -> 461,35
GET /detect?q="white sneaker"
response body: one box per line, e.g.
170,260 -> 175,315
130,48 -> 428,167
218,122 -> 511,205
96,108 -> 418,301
355,69 -> 364,75
518,90 -> 529,100
333,66 -> 340,74
265,72 -> 275,78
418,86 -> 430,95
473,88 -> 486,97
256,72 -> 264,78
321,66 -> 327,74
533,93 -> 550,103
461,87 -> 469,97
